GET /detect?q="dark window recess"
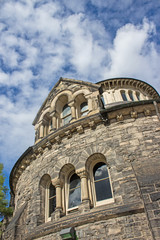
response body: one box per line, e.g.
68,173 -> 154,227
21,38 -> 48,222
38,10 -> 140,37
49,183 -> 56,217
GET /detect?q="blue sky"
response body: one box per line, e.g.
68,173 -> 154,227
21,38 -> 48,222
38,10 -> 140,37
0,0 -> 160,198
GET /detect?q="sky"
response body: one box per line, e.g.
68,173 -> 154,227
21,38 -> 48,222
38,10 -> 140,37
0,0 -> 160,198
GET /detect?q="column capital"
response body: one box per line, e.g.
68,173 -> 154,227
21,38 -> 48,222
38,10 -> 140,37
51,178 -> 63,188
76,168 -> 88,179
68,100 -> 75,107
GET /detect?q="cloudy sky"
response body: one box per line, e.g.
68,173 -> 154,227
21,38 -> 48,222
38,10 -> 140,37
0,0 -> 160,194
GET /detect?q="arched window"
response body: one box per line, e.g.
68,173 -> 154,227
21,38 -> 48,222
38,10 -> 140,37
93,162 -> 112,203
121,90 -> 128,101
62,104 -> 72,125
48,183 -> 56,218
128,91 -> 134,101
68,173 -> 81,209
136,91 -> 140,100
80,102 -> 88,116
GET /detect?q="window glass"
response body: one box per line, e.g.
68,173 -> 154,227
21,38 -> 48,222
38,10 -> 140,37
62,104 -> 71,125
128,91 -> 134,101
121,91 -> 128,101
80,102 -> 88,116
62,104 -> 71,117
49,183 -> 56,217
68,174 -> 81,208
136,92 -> 140,100
93,163 -> 112,202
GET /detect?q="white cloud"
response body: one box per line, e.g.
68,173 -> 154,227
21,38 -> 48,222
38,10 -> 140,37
104,20 -> 160,92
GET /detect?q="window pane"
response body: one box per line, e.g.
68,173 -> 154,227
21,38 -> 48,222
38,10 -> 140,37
63,115 -> 72,125
93,163 -> 109,181
95,178 -> 112,201
69,187 -> 81,208
49,184 -> 56,217
93,162 -> 112,202
136,92 -> 140,100
69,174 -> 81,190
62,104 -> 71,117
49,184 -> 56,198
80,102 -> 88,112
121,91 -> 128,101
81,111 -> 88,116
129,91 -> 134,101
69,174 -> 81,208
49,196 -> 56,217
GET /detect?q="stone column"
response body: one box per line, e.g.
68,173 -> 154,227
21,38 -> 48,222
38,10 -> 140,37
76,168 -> 89,201
39,122 -> 44,138
76,168 -> 90,213
50,111 -> 57,130
68,101 -> 76,120
85,95 -> 92,112
52,178 -> 63,210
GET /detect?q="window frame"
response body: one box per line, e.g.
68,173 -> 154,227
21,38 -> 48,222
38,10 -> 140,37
66,172 -> 81,214
80,102 -> 89,117
62,104 -> 72,126
90,161 -> 114,207
45,182 -> 56,222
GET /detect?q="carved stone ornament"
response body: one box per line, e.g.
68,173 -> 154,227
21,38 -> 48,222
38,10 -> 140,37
31,153 -> 37,160
76,125 -> 84,134
38,147 -> 43,155
65,130 -> 72,139
89,120 -> 96,129
46,141 -> 52,149
131,111 -> 138,118
117,114 -> 123,121
144,109 -> 151,116
55,135 -> 61,144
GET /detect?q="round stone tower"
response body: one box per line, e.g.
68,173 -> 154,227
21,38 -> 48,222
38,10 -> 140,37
4,77 -> 160,240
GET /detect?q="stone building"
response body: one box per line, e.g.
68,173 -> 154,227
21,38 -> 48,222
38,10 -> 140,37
4,77 -> 160,240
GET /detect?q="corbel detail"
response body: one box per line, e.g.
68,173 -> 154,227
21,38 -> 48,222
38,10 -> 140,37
131,111 -> 137,118
38,147 -> 43,155
46,141 -> 52,150
117,114 -> 123,121
89,120 -> 96,129
65,130 -> 72,139
55,135 -> 61,144
76,125 -> 84,134
144,109 -> 151,116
